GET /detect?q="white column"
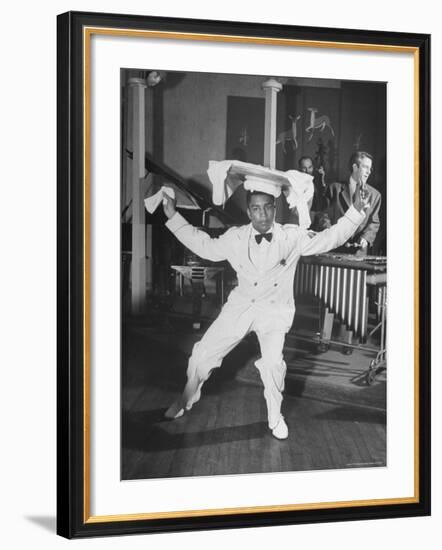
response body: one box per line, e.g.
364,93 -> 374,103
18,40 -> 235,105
144,86 -> 155,293
262,78 -> 283,169
128,77 -> 147,315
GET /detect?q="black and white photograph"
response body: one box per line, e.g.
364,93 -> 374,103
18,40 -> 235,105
120,68 -> 387,481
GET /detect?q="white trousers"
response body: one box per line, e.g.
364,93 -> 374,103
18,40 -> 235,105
184,305 -> 287,429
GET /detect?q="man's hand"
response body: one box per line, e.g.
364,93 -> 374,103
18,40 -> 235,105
353,182 -> 370,213
317,166 -> 326,188
162,192 -> 177,219
359,237 -> 368,249
355,237 -> 369,257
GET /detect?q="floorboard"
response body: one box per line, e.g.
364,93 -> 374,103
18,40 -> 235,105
121,300 -> 386,480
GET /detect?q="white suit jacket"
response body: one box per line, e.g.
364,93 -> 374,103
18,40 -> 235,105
166,206 -> 365,334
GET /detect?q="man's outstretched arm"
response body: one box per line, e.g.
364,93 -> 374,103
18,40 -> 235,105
299,182 -> 370,256
163,193 -> 230,262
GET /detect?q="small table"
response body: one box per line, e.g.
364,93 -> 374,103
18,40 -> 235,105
171,265 -> 225,329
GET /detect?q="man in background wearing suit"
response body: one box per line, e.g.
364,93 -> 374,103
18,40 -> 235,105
317,151 -> 382,354
325,151 -> 381,255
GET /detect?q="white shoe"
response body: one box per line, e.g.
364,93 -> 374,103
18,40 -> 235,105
271,417 -> 288,440
164,401 -> 185,419
165,382 -> 203,419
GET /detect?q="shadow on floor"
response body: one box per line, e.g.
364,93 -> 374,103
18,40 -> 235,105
122,408 -> 268,453
25,516 -> 56,533
313,404 -> 386,424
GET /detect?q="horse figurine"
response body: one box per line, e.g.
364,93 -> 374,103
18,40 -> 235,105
276,114 -> 301,153
305,108 -> 335,142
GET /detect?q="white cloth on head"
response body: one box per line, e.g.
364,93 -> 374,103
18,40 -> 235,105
207,160 -> 314,228
144,186 -> 175,213
207,160 -> 236,205
243,176 -> 282,198
284,170 -> 315,229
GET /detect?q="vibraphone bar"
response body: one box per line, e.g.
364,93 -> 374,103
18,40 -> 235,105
294,253 -> 387,343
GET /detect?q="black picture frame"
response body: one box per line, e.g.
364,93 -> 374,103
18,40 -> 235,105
57,10 -> 431,539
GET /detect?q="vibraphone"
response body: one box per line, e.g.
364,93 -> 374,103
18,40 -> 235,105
294,253 -> 387,383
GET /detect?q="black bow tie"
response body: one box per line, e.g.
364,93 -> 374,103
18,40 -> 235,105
255,232 -> 273,244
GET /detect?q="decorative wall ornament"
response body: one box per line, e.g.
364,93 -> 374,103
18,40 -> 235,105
239,127 -> 249,146
275,114 -> 301,153
305,107 -> 335,142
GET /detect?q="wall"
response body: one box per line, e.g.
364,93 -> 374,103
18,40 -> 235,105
128,73 -> 386,241
161,71 -> 266,189
150,74 -> 386,195
1,1 -> 440,550
121,70 -> 266,213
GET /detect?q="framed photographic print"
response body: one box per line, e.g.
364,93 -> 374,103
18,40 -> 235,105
57,10 -> 431,538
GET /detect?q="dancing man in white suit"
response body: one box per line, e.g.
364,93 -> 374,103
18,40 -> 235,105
162,173 -> 369,439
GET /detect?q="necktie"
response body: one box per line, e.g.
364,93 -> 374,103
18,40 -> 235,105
255,232 -> 273,244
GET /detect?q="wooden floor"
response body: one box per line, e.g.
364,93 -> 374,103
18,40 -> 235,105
122,308 -> 386,480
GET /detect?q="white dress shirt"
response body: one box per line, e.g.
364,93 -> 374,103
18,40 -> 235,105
249,225 -> 275,272
349,176 -> 358,201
